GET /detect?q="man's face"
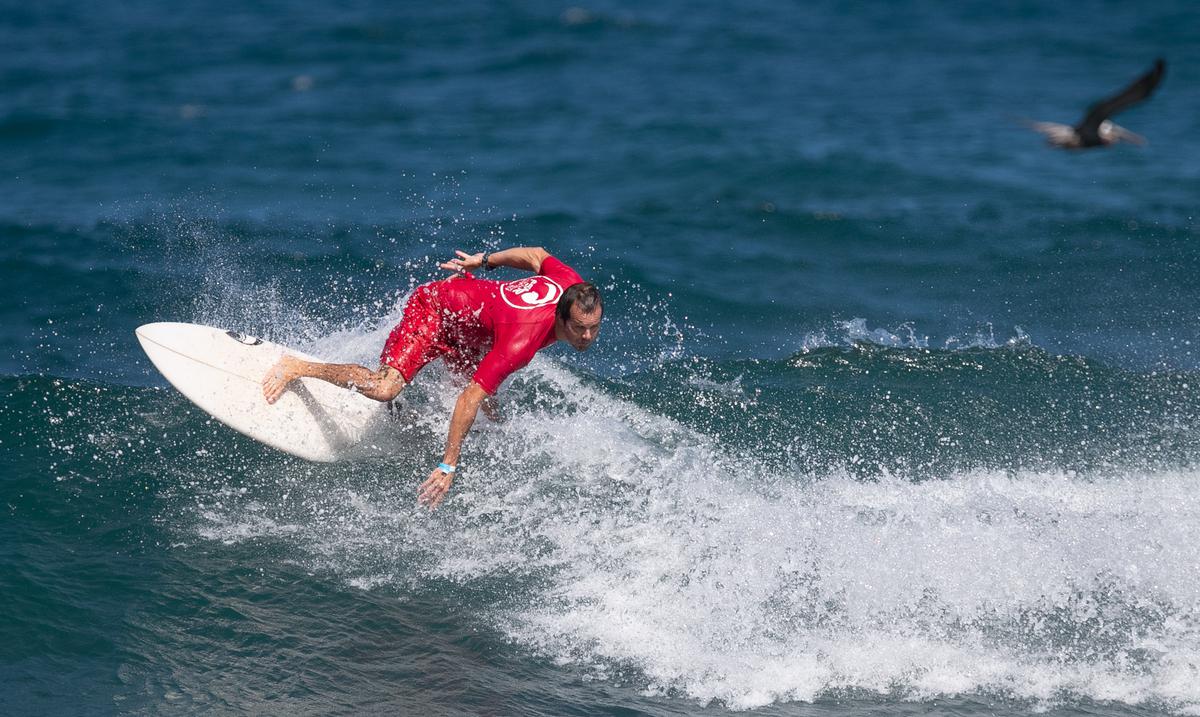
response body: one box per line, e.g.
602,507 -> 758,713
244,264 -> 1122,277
560,304 -> 602,351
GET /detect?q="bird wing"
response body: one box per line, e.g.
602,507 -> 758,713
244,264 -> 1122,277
1076,59 -> 1166,139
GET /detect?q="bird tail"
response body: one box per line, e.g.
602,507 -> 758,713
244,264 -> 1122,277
1021,119 -> 1077,147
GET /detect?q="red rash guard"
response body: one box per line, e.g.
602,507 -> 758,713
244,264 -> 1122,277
380,256 -> 584,394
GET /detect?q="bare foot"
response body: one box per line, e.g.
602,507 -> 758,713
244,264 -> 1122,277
262,355 -> 303,404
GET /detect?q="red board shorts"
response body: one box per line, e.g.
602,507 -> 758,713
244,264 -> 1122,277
379,285 -> 478,382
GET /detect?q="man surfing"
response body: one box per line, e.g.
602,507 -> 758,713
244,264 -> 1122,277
261,246 -> 602,508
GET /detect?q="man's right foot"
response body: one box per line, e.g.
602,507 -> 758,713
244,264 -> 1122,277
262,355 -> 303,404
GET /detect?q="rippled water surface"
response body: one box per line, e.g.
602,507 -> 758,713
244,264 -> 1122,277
3,1 -> 1200,715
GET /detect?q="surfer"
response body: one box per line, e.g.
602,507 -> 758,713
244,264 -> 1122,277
261,247 -> 603,508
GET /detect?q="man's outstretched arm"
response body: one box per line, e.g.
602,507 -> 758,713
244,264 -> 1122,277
440,247 -> 549,275
418,381 -> 489,509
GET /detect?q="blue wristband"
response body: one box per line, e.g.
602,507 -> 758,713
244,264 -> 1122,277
437,462 -> 456,474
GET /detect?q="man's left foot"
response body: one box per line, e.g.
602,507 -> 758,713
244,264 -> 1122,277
262,355 -> 303,404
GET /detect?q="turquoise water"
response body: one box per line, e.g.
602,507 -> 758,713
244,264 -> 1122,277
3,2 -> 1200,714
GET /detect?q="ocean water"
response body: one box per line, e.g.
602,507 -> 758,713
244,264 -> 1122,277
3,1 -> 1200,715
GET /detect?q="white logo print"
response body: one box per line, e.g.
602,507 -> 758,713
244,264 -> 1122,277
500,276 -> 563,310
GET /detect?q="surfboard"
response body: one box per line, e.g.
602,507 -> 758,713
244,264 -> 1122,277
135,322 -> 386,462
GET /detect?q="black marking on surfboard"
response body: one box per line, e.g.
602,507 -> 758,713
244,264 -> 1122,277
225,330 -> 263,346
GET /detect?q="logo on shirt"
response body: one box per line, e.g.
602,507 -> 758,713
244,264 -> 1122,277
500,276 -> 563,310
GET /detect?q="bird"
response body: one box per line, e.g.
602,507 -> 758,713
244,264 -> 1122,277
1027,58 -> 1166,149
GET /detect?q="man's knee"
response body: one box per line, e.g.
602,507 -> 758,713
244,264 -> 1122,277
372,366 -> 405,402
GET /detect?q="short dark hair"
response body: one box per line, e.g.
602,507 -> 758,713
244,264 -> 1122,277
556,282 -> 603,323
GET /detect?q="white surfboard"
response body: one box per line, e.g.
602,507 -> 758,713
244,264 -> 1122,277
135,322 -> 386,462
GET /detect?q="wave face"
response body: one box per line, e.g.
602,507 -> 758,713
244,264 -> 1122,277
6,333 -> 1200,713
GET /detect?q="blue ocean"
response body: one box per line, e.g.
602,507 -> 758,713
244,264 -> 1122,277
4,1 -> 1200,714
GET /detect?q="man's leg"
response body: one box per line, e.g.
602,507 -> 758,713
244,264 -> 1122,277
266,283 -> 441,405
262,356 -> 405,404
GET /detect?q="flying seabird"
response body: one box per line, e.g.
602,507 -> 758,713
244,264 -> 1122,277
1027,58 -> 1166,149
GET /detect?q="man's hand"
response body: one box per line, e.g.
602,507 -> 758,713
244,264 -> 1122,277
438,247 -> 548,274
439,250 -> 483,274
418,468 -> 454,509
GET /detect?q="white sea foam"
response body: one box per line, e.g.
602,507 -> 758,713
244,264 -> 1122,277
451,361 -> 1200,712
188,321 -> 1200,713
801,318 -> 1032,353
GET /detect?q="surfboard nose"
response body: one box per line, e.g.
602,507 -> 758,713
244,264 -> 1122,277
135,321 -> 195,350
